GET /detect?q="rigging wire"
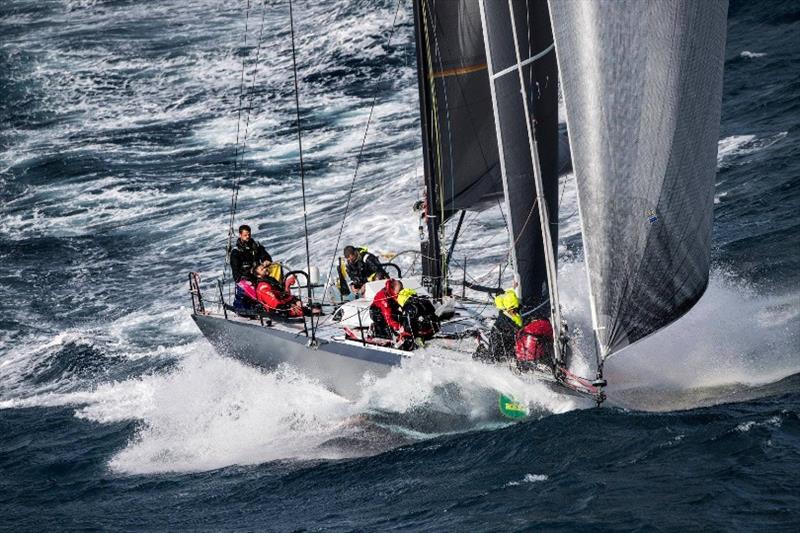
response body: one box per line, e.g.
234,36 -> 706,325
287,1 -> 312,298
287,0 -> 317,342
223,0 -> 254,281
442,200 -> 514,288
223,0 -> 269,286
320,0 -> 405,306
511,197 -> 540,248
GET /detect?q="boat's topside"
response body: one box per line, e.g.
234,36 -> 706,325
193,307 -> 601,404
193,311 -> 407,398
190,273 -> 602,404
198,303 -> 481,359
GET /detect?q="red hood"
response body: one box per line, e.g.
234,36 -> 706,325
521,319 -> 553,338
384,279 -> 397,297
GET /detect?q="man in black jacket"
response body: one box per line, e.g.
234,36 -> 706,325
474,289 -> 523,363
344,245 -> 388,296
230,224 -> 271,283
229,224 -> 271,315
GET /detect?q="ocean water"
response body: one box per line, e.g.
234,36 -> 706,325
1,0 -> 799,531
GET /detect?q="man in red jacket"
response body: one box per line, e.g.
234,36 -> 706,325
369,278 -> 410,347
252,263 -> 305,318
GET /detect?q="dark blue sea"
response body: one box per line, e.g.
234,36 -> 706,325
1,0 -> 799,531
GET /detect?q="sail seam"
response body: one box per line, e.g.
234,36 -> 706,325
432,63 -> 488,79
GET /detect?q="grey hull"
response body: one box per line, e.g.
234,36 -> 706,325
193,313 -> 603,406
192,314 -> 403,399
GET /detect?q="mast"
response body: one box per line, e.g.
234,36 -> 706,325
412,0 -> 443,300
411,0 -> 521,297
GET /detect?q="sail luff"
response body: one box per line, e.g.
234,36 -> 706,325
477,0 -> 560,310
505,0 -> 563,364
477,0 -> 522,294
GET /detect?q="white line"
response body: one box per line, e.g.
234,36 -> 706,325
491,42 -> 555,81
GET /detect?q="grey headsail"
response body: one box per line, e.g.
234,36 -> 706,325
549,0 -> 728,359
478,0 -> 560,311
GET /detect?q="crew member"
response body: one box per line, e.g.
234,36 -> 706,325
230,224 -> 272,313
515,316 -> 555,371
474,289 -> 524,363
252,263 -> 306,318
370,278 -> 408,346
344,245 -> 388,296
396,287 -> 440,346
230,224 -> 271,283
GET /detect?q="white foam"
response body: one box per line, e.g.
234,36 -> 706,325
740,51 -> 767,59
105,352 -> 361,474
602,274 -> 800,391
717,132 -> 788,168
0,346 -> 360,473
0,330 -> 588,474
358,351 -> 587,420
736,415 -> 782,433
506,473 -> 548,486
718,134 -> 757,163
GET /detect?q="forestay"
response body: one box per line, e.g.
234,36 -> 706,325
549,0 -> 728,358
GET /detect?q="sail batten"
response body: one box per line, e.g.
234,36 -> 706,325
490,43 -> 555,81
549,0 -> 729,359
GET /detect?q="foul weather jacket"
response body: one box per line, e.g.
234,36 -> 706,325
230,238 -> 272,282
346,248 -> 387,290
371,279 -> 402,332
475,311 -> 520,362
255,277 -> 297,314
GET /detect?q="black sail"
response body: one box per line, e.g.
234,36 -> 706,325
414,0 -> 502,222
549,0 -> 728,358
479,0 -> 560,308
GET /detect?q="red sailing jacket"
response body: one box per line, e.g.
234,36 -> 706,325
371,279 -> 402,331
515,319 -> 554,362
256,278 -> 299,315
